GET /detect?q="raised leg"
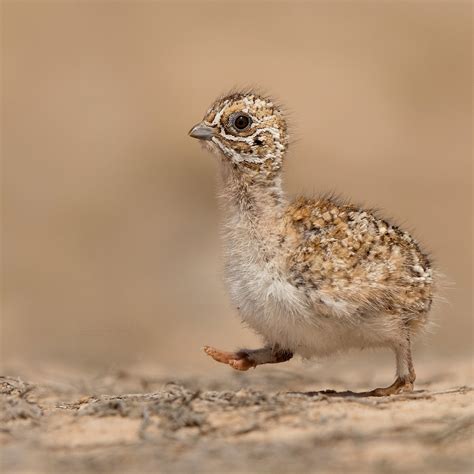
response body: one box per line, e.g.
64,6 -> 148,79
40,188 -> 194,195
367,332 -> 416,397
203,345 -> 293,371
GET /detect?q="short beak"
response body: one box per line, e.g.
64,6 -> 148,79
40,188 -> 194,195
188,123 -> 215,141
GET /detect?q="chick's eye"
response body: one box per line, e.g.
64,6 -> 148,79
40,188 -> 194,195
233,114 -> 251,130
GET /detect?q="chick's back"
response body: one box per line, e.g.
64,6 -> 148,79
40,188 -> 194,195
284,197 -> 434,321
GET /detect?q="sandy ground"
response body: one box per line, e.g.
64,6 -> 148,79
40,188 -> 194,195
1,358 -> 472,474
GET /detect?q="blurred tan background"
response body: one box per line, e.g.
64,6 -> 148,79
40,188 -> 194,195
2,2 -> 472,372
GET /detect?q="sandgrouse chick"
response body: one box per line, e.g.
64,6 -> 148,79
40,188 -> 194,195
189,90 -> 434,396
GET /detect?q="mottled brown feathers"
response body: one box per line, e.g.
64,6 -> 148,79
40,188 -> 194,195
285,197 -> 433,318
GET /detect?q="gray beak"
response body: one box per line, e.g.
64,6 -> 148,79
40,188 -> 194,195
188,123 -> 215,141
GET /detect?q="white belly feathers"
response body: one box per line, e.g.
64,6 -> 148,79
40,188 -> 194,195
224,249 -> 394,359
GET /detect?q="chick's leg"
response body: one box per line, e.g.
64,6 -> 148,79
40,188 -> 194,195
367,332 -> 416,397
203,345 -> 293,371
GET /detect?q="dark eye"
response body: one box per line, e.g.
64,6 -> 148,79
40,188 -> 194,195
232,114 -> 251,130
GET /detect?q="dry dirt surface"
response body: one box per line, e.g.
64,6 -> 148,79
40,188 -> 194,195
1,359 -> 473,474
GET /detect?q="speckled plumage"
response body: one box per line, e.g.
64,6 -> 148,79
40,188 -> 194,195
189,90 -> 435,395
286,197 -> 433,319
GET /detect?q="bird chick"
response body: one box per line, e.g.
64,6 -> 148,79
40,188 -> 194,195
189,90 -> 434,396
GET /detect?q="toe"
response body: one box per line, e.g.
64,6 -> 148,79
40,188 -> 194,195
203,346 -> 238,364
228,359 -> 254,371
366,378 -> 414,397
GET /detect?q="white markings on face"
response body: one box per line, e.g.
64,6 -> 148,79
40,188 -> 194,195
212,136 -> 244,162
210,100 -> 230,127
